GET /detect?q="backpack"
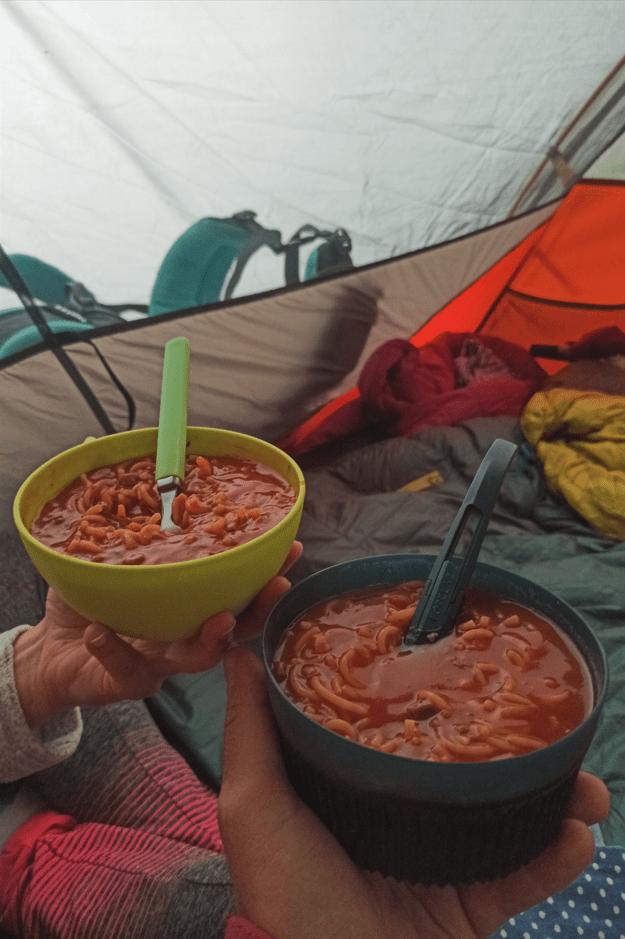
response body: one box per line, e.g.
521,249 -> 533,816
148,211 -> 353,316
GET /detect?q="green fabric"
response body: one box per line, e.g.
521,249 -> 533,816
0,320 -> 92,359
0,255 -> 72,307
148,218 -> 256,317
304,246 -> 319,281
149,637 -> 262,789
148,664 -> 227,788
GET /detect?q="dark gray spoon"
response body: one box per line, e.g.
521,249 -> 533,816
405,438 -> 518,647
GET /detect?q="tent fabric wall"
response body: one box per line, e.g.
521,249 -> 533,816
0,201 -> 556,528
2,0 -> 625,312
510,52 -> 625,215
480,181 -> 625,353
505,182 -> 625,305
278,215 -> 553,453
277,179 -> 625,454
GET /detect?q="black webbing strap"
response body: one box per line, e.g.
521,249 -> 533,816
284,224 -> 325,285
223,212 -> 284,300
312,228 -> 354,277
63,281 -> 147,323
224,234 -> 282,299
87,340 -> 136,430
215,212 -> 354,297
283,224 -> 351,285
0,245 -> 119,435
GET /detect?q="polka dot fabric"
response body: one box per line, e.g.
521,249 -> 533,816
498,848 -> 625,939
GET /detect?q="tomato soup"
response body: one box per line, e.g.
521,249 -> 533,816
31,454 -> 296,566
272,581 -> 592,762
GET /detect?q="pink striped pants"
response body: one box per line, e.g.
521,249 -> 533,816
0,701 -> 232,939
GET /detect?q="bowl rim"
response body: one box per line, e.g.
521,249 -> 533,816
262,553 -> 609,776
14,426 -> 306,572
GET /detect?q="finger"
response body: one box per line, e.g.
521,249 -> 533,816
233,574 -> 292,644
509,817 -> 596,912
229,542 -> 301,645
252,574 -> 292,620
157,611 -> 236,673
221,648 -> 372,937
566,770 -> 610,826
464,773 -> 609,936
278,540 -> 303,576
84,623 -> 164,698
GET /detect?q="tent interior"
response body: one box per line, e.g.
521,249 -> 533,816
2,0 -> 625,906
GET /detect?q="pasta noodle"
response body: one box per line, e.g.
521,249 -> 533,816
31,453 -> 296,566
272,582 -> 591,763
338,649 -> 367,689
375,623 -> 402,654
325,719 -> 358,741
309,676 -> 370,717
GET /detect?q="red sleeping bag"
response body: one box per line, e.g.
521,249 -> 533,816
284,332 -> 546,455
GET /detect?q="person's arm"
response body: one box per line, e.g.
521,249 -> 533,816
218,647 -> 611,939
0,626 -> 82,783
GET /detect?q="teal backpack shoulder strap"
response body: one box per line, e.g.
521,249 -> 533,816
149,212 -> 284,314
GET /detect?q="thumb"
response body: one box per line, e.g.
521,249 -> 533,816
83,623 -> 161,698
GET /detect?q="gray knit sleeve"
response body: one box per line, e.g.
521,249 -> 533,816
0,626 -> 82,783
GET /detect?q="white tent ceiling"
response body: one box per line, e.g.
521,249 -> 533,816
2,0 -> 625,308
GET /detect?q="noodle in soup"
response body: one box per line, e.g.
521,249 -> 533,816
272,581 -> 591,762
31,453 -> 296,566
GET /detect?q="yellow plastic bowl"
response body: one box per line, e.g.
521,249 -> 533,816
14,427 -> 305,641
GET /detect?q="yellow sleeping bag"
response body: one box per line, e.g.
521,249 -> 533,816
521,387 -> 625,540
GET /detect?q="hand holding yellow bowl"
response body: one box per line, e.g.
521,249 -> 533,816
14,427 -> 305,641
